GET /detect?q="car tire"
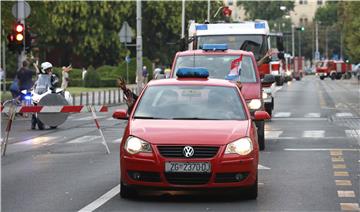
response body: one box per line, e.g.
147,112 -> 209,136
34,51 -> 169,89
265,104 -> 272,117
257,121 -> 265,151
247,175 -> 258,199
331,73 -> 336,80
120,181 -> 137,199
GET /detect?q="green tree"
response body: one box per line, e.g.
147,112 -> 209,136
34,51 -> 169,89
237,1 -> 294,21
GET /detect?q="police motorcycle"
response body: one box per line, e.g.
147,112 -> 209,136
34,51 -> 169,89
31,62 -> 73,130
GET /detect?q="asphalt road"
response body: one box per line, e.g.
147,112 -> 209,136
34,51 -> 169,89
1,75 -> 359,212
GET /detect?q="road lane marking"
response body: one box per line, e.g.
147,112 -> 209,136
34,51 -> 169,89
258,164 -> 271,170
330,150 -> 343,156
113,137 -> 122,143
303,130 -> 325,138
13,136 -> 57,146
78,184 -> 120,212
265,130 -> 283,139
334,171 -> 349,177
332,157 -> 345,162
271,117 -> 327,121
340,203 -> 359,211
284,148 -> 359,152
335,180 -> 352,186
74,116 -> 106,121
345,130 -> 360,138
304,113 -> 321,118
338,191 -> 355,198
67,136 -> 101,144
273,112 -> 291,118
333,164 -> 347,169
336,113 -> 353,118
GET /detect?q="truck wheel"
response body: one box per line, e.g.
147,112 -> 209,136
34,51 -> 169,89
120,181 -> 137,199
331,73 -> 336,80
295,76 -> 300,81
256,121 -> 265,151
320,76 -> 325,80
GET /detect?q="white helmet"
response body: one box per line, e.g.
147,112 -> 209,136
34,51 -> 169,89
40,62 -> 53,74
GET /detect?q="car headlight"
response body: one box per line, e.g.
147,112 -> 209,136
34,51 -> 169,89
247,99 -> 262,110
225,137 -> 253,155
262,92 -> 268,99
286,71 -> 291,76
124,136 -> 152,154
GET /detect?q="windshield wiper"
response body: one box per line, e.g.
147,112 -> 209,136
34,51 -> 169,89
171,117 -> 221,120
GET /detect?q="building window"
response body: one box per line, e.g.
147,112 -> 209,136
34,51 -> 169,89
299,0 -> 303,4
299,18 -> 303,24
228,0 -> 233,6
317,0 -> 323,5
304,18 -> 308,25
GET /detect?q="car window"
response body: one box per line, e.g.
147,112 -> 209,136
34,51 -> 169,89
173,55 -> 257,83
134,85 -> 246,120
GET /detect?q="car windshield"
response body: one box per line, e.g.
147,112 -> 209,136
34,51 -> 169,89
173,55 -> 257,83
197,35 -> 268,61
134,85 -> 246,120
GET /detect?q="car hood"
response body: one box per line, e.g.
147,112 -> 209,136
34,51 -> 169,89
241,83 -> 261,101
130,119 -> 249,145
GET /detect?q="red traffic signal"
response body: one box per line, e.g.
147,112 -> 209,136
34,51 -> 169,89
222,6 -> 232,17
14,22 -> 24,42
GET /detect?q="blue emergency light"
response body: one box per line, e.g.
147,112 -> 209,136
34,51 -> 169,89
176,67 -> 209,78
255,22 -> 265,29
201,44 -> 228,51
195,24 -> 208,30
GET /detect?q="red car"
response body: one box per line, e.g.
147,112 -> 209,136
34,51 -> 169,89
170,44 -> 268,150
114,68 -> 270,199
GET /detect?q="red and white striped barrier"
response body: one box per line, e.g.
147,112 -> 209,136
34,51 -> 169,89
0,105 -> 108,113
1,105 -> 110,156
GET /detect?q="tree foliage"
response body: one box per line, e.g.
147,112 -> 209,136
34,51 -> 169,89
237,1 -> 294,21
341,1 -> 360,62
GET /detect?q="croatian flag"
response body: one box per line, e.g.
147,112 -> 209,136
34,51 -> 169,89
225,55 -> 243,81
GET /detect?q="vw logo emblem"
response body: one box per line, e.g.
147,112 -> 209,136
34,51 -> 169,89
183,146 -> 194,158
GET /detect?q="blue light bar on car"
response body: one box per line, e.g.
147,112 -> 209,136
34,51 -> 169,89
202,44 -> 228,51
195,24 -> 208,30
176,67 -> 209,78
255,22 -> 265,29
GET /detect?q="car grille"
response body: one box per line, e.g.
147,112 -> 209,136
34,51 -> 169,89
165,173 -> 211,185
157,146 -> 219,158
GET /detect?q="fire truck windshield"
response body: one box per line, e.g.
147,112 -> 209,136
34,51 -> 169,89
197,35 -> 268,61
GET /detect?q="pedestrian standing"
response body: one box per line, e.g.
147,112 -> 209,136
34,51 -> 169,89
61,65 -> 72,90
142,65 -> 148,84
82,67 -> 87,80
17,60 -> 34,92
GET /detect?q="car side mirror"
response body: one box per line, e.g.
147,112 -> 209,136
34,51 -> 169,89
112,109 -> 128,120
261,74 -> 275,85
253,111 -> 271,121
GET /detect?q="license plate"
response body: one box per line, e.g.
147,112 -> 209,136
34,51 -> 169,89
165,162 -> 211,173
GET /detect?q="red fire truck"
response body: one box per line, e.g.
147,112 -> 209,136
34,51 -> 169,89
316,60 -> 351,80
292,56 -> 305,81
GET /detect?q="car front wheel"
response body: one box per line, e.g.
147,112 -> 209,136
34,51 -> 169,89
256,121 -> 265,151
120,181 -> 138,199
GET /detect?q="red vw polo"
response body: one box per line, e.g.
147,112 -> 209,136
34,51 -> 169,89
114,68 -> 270,199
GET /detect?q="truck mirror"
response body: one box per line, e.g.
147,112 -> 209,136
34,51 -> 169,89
276,36 -> 284,52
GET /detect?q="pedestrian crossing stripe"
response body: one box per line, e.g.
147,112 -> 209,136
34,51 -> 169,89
302,130 -> 325,138
273,112 -> 291,118
335,113 -> 353,117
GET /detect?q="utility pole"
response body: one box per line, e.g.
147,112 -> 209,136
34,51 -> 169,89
136,0 -> 143,94
291,25 -> 295,57
315,21 -> 319,60
2,29 -> 6,91
181,0 -> 185,39
325,27 -> 328,59
207,0 -> 211,22
298,30 -> 301,57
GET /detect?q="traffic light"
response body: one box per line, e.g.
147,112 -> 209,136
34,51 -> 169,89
296,26 -> 305,31
14,22 -> 24,43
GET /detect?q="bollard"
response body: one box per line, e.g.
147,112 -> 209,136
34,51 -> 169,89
103,90 -> 106,105
92,91 -> 95,105
113,89 -> 116,104
108,90 -> 111,105
86,92 -> 89,105
120,90 -> 124,103
97,91 -> 101,105
72,94 -> 75,105
80,92 -> 83,105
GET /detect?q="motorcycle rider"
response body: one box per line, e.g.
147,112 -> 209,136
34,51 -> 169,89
31,62 -> 59,130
